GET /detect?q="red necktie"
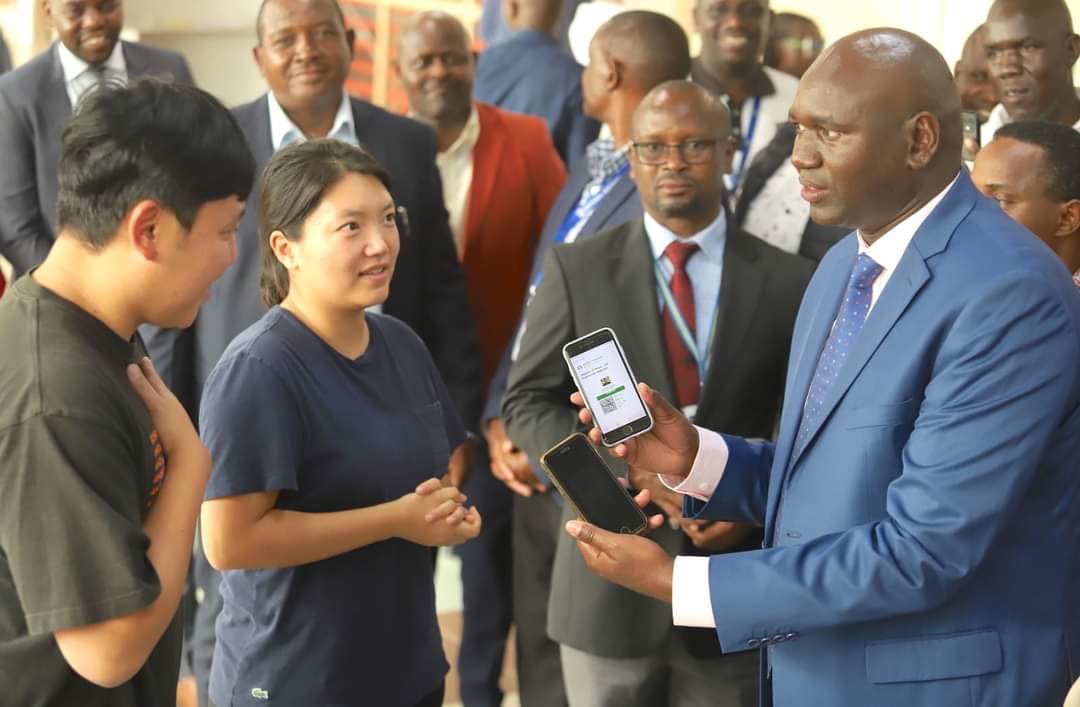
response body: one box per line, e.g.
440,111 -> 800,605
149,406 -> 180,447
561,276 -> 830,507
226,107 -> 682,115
661,241 -> 700,409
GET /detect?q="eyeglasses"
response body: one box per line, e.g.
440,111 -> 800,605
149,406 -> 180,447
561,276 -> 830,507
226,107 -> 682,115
631,139 -> 719,166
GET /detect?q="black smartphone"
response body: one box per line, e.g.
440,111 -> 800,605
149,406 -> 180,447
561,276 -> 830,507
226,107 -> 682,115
962,110 -> 981,162
563,327 -> 654,447
539,433 -> 649,535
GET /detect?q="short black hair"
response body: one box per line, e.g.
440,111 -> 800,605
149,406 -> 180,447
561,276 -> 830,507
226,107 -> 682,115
56,79 -> 256,248
256,0 -> 348,42
258,139 -> 393,307
597,11 -> 691,94
994,120 -> 1080,202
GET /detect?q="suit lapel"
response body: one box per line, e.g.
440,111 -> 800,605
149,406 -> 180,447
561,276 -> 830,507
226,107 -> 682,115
529,165 -> 591,282
695,225 -> 765,420
464,105 -> 506,247
120,41 -> 148,78
248,95 -> 275,170
783,173 -> 976,472
610,221 -> 675,401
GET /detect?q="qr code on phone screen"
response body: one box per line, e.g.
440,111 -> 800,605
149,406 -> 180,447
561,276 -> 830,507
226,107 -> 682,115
600,399 -> 616,414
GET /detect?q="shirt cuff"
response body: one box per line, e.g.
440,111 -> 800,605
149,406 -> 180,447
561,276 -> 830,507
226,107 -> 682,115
660,427 -> 729,501
672,555 -> 716,628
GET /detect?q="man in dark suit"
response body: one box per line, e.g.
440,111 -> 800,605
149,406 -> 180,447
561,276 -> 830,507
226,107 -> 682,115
474,0 -> 599,167
179,1 -> 480,704
479,13 -> 691,706
503,81 -> 813,707
0,0 -> 194,276
565,30 -> 1080,707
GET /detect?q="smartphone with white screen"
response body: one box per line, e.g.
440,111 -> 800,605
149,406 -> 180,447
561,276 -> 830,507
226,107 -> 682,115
539,433 -> 648,535
563,327 -> 653,447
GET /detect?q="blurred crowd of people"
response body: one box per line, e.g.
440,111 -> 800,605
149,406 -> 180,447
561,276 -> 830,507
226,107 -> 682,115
0,1 -> 1078,707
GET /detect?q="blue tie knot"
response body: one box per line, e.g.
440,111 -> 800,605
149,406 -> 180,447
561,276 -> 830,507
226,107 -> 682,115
850,254 -> 884,292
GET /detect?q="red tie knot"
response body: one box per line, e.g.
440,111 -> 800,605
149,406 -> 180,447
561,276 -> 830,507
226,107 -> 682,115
664,240 -> 699,271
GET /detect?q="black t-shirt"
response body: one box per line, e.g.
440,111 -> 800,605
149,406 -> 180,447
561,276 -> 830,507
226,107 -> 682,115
201,308 -> 464,707
0,276 -> 181,707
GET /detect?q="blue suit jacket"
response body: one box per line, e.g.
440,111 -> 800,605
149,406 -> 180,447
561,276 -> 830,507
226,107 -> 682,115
689,172 -> 1080,707
483,152 -> 641,424
474,30 -> 599,168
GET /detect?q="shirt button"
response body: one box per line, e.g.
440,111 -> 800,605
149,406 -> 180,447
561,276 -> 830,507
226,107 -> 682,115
698,482 -> 710,491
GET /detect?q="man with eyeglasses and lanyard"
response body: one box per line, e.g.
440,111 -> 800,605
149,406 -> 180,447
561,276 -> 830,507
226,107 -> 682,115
478,12 -> 693,707
503,80 -> 813,707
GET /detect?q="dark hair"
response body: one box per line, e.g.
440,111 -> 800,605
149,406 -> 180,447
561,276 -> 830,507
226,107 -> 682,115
257,0 -> 348,42
994,120 -> 1080,202
56,79 -> 256,248
258,139 -> 393,307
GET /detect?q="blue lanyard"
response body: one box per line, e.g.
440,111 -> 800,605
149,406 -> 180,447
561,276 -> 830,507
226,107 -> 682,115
531,161 -> 630,290
653,259 -> 723,385
724,96 -> 762,194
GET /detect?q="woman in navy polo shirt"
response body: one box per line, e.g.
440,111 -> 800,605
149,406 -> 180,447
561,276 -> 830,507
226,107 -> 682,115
198,140 -> 480,707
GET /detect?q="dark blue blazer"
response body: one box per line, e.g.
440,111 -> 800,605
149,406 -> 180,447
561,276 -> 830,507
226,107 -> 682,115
483,152 -> 641,423
474,30 -> 599,168
0,41 -> 193,275
690,171 -> 1080,706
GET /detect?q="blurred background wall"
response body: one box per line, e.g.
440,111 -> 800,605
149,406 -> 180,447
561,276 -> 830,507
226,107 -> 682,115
1,0 -> 1080,108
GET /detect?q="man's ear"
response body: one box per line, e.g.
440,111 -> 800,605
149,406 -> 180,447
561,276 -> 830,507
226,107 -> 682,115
1065,32 -> 1079,69
1054,199 -> 1080,240
128,200 -> 164,261
604,53 -> 623,93
253,45 -> 268,80
346,27 -> 356,61
906,111 -> 941,170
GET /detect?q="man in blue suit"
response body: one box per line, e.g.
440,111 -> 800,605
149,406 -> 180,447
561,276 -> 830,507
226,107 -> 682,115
563,28 -> 1080,707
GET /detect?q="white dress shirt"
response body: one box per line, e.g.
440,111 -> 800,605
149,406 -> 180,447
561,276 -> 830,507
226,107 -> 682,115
980,88 -> 1080,144
56,40 -> 127,109
435,107 -> 480,254
666,171 -> 962,629
267,90 -> 357,151
643,210 -> 726,367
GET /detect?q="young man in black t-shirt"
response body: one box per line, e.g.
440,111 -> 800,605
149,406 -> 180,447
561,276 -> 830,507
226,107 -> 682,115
0,80 -> 254,707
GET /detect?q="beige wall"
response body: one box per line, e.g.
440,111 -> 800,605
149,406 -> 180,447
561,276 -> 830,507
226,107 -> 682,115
3,0 -> 1080,104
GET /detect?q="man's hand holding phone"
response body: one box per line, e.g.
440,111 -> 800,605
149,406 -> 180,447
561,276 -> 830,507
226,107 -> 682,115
571,382 -> 700,483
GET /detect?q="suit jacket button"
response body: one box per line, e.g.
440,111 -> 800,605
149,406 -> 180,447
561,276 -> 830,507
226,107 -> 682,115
773,634 -> 786,643
785,530 -> 802,539
747,638 -> 761,648
785,632 -> 798,640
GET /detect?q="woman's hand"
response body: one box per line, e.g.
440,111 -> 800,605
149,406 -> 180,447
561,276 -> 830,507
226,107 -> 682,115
394,479 -> 482,547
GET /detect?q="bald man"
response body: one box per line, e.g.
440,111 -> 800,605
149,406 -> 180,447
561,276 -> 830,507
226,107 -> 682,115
562,29 -> 1080,707
955,24 -> 998,122
981,0 -> 1080,143
481,12 -> 691,706
505,80 -> 813,707
395,12 -> 566,707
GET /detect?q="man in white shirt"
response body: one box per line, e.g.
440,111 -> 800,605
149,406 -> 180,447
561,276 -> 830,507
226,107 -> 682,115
561,28 -> 1080,707
0,0 -> 193,278
979,0 -> 1080,144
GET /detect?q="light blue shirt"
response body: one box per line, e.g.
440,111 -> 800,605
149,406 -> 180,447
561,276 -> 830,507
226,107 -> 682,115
267,90 -> 357,151
643,210 -> 726,365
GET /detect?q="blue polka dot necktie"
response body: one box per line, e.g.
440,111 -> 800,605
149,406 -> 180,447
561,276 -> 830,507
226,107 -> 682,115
793,253 -> 884,457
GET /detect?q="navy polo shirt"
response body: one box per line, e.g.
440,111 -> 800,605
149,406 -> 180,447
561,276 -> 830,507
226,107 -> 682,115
200,308 -> 464,707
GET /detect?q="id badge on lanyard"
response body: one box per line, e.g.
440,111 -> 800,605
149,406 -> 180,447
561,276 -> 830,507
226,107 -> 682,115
724,96 -> 762,196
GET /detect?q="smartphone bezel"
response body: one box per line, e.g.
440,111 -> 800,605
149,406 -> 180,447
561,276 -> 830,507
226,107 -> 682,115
539,433 -> 648,535
562,327 -> 655,447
